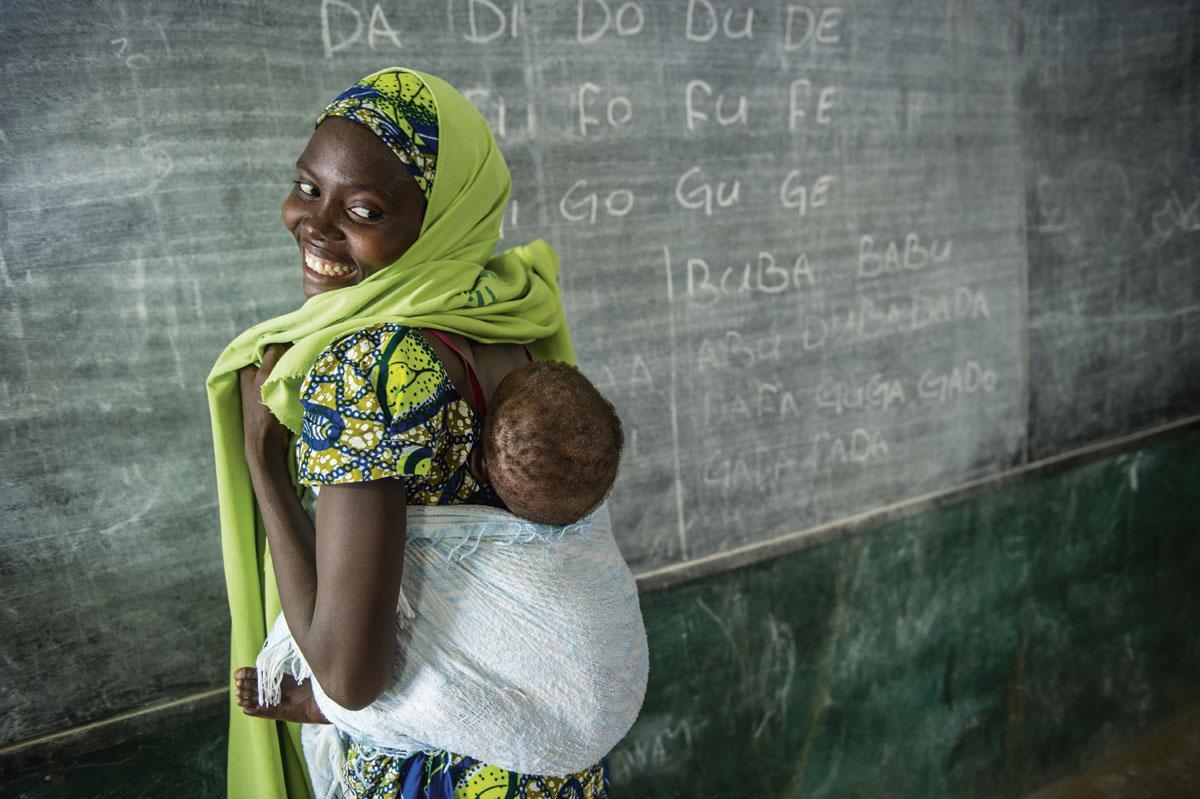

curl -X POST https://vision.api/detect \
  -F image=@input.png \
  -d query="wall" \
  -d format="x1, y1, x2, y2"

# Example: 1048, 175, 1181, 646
4, 425, 1197, 795
1, 0, 1198, 794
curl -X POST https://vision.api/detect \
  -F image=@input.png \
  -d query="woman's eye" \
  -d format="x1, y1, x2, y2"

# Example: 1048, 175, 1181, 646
349, 206, 381, 221
294, 181, 317, 197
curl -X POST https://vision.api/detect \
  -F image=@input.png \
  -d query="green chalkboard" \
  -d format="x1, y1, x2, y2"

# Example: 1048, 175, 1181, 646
0, 0, 1196, 758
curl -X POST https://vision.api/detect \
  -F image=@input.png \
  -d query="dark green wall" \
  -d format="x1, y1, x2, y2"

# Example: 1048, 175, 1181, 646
610, 428, 1200, 797
4, 428, 1198, 797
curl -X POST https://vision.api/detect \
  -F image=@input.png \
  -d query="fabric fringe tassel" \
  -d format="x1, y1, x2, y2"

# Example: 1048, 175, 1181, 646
396, 586, 416, 623
254, 626, 312, 708
255, 584, 415, 708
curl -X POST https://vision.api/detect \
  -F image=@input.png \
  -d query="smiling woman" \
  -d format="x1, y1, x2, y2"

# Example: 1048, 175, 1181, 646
205, 67, 621, 799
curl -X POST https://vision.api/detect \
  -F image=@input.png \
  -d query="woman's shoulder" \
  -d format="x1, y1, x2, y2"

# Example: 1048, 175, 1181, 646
303, 323, 452, 424
305, 323, 442, 382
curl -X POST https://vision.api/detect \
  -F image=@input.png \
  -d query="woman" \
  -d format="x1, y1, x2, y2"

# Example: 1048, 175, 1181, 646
206, 68, 609, 798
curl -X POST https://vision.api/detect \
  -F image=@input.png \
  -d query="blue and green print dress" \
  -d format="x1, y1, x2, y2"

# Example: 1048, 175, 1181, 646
295, 322, 611, 799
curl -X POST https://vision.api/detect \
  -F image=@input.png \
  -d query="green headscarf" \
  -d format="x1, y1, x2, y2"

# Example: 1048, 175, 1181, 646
206, 67, 575, 798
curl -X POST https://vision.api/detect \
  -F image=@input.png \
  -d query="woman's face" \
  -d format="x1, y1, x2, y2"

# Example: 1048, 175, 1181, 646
282, 116, 427, 298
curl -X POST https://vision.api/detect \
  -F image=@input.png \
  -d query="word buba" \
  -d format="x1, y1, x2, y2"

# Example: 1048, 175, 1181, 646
664, 247, 817, 306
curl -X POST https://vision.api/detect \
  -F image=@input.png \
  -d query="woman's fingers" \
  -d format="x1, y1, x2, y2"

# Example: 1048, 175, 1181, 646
259, 343, 292, 379
238, 364, 258, 393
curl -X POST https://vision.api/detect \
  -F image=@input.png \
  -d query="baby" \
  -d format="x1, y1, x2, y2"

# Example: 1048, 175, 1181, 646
474, 359, 624, 526
234, 359, 624, 722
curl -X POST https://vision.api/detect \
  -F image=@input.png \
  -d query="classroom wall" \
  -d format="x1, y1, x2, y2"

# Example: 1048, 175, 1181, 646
3, 426, 1197, 796
2, 0, 1198, 795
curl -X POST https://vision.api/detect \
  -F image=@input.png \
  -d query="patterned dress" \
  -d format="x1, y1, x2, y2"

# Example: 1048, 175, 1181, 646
295, 323, 610, 799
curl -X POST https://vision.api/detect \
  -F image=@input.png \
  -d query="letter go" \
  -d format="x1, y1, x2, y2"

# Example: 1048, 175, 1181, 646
559, 179, 635, 223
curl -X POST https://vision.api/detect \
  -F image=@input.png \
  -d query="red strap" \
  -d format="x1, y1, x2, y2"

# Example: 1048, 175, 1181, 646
426, 330, 487, 412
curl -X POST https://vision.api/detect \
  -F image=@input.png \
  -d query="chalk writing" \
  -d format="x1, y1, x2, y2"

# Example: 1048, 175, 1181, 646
703, 447, 798, 491
916, 360, 997, 403
559, 179, 635, 223
835, 286, 991, 338
702, 380, 802, 426
666, 247, 816, 306
685, 80, 748, 129
462, 89, 508, 138
496, 200, 519, 238
696, 330, 781, 372
577, 0, 645, 43
858, 234, 953, 279
578, 84, 634, 136
675, 166, 740, 215
1147, 190, 1200, 246
811, 428, 889, 467
110, 37, 150, 69
609, 715, 699, 783
815, 373, 908, 415
460, 0, 521, 43
592, 354, 656, 391
779, 170, 836, 216
320, 0, 403, 56
788, 79, 837, 128
686, 0, 754, 41
785, 5, 844, 50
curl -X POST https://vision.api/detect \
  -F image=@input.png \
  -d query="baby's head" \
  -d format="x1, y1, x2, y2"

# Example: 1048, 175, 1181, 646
479, 361, 623, 526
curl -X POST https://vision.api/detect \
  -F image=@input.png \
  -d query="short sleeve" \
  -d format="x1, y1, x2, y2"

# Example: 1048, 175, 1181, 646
295, 324, 453, 486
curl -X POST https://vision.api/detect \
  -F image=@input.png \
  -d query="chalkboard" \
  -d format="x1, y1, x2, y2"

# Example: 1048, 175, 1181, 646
1022, 0, 1200, 459
0, 0, 1196, 752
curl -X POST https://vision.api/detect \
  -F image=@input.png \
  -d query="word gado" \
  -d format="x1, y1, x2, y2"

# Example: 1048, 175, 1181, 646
815, 360, 998, 415
916, 361, 997, 404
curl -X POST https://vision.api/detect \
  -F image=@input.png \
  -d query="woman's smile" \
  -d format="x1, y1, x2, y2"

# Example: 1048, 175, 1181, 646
302, 246, 357, 287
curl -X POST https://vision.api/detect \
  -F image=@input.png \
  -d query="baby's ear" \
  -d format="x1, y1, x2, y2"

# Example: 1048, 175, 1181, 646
469, 442, 488, 484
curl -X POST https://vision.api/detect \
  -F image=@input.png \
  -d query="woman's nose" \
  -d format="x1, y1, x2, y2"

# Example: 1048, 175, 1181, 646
301, 201, 344, 242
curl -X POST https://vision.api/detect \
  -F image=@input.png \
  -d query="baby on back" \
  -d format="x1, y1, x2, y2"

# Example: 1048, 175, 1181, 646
236, 357, 626, 725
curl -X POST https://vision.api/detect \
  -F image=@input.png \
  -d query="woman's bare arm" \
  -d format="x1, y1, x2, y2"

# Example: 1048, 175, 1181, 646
241, 346, 407, 710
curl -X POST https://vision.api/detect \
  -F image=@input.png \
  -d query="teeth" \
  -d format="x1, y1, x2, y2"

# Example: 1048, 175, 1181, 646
304, 250, 354, 277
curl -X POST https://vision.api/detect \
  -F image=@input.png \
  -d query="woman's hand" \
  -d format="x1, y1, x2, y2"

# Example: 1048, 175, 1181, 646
239, 343, 292, 468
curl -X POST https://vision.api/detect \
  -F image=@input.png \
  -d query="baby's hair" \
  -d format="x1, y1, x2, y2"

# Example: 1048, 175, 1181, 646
483, 361, 623, 526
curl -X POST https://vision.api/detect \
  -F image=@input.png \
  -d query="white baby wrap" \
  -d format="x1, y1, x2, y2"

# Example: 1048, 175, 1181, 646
256, 502, 648, 788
